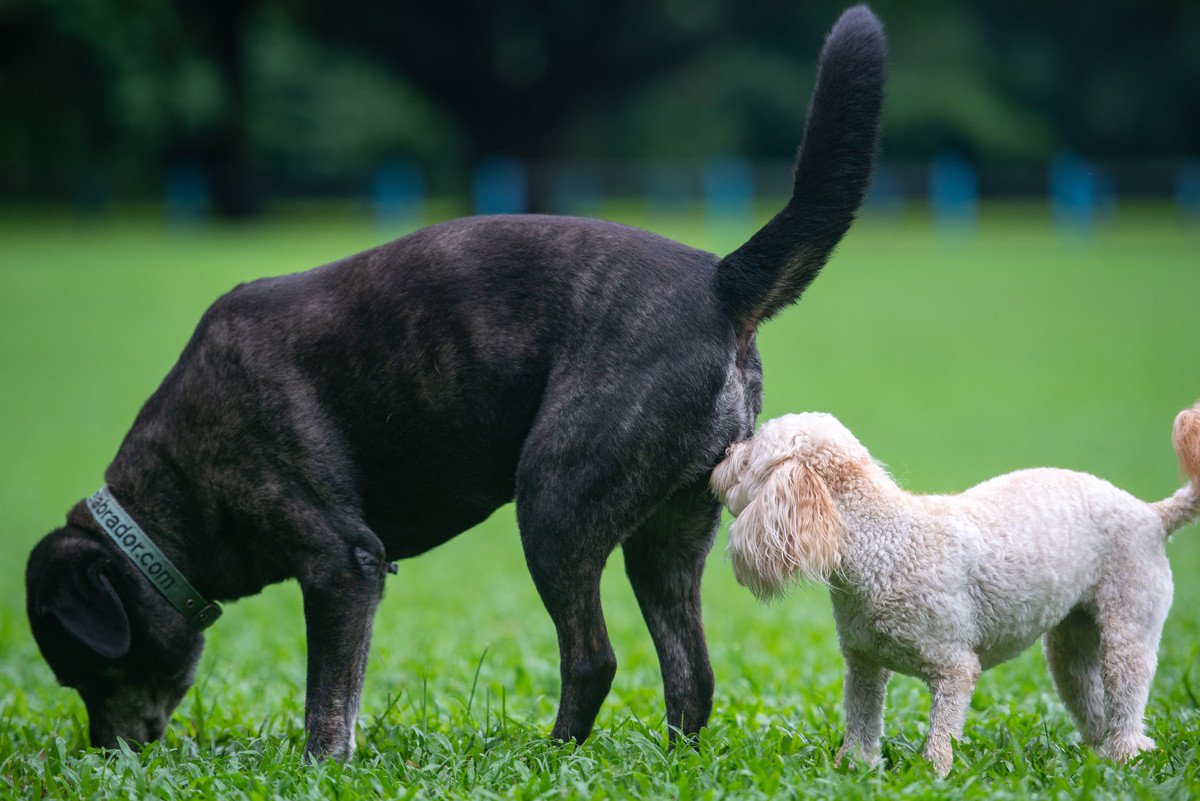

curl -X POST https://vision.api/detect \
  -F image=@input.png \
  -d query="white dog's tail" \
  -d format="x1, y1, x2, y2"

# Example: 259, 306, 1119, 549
1152, 402, 1200, 534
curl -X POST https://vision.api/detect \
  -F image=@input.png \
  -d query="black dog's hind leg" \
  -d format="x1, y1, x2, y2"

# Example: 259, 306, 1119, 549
517, 509, 619, 743
623, 478, 719, 743
515, 356, 732, 744
297, 521, 388, 760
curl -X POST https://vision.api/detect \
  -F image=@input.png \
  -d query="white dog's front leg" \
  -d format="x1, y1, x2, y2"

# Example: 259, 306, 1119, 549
922, 657, 980, 777
835, 653, 891, 768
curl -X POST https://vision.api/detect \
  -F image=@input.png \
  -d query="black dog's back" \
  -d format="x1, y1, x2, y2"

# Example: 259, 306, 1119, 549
125, 215, 732, 561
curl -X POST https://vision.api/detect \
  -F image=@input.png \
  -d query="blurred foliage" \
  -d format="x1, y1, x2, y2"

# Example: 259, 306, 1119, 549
1, 0, 1197, 214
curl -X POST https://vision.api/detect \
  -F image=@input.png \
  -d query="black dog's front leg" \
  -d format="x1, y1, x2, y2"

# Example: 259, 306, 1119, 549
300, 542, 386, 760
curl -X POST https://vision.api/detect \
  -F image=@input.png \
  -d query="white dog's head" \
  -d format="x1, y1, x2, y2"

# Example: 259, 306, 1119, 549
711, 413, 871, 599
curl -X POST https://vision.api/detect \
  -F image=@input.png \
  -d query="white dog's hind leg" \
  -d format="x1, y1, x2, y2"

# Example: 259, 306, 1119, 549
1097, 570, 1171, 764
834, 652, 891, 768
1099, 632, 1160, 762
1044, 609, 1106, 746
922, 656, 980, 777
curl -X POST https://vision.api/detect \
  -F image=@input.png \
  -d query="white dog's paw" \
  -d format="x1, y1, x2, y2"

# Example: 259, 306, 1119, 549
1103, 733, 1156, 764
923, 740, 954, 777
835, 739, 881, 769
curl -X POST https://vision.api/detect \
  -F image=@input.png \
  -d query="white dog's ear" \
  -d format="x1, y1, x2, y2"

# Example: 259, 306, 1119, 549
727, 460, 846, 600
711, 440, 752, 515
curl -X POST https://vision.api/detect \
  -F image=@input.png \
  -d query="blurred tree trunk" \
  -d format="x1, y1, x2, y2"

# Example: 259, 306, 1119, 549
208, 0, 257, 217
183, 0, 259, 218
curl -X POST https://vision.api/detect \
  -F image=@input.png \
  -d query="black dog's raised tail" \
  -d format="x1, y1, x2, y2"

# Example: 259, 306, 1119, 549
715, 5, 885, 335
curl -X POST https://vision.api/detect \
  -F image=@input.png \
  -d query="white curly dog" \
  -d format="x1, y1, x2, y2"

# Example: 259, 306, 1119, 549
711, 403, 1200, 776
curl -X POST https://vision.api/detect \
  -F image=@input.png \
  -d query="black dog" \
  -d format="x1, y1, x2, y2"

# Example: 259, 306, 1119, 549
26, 6, 885, 760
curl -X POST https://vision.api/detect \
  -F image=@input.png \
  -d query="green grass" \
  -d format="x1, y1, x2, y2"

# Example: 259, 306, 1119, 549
1, 203, 1199, 799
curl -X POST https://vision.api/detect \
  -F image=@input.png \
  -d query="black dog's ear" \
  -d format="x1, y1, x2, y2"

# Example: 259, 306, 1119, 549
40, 561, 131, 659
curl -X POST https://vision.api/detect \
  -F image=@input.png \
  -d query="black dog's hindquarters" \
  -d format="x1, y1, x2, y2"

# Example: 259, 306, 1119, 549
25, 5, 885, 759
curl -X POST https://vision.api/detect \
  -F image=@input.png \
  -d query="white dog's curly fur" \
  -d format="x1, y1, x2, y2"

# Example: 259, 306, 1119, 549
711, 404, 1200, 776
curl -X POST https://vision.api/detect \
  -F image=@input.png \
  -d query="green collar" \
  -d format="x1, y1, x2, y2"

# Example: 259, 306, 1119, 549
86, 486, 222, 630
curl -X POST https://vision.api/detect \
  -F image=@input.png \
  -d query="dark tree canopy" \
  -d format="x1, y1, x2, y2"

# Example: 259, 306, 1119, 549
1, 0, 1197, 215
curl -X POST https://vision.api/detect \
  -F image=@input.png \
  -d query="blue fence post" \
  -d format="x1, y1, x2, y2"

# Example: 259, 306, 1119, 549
1094, 169, 1117, 224
1049, 151, 1095, 233
863, 165, 904, 216
165, 162, 210, 225
929, 151, 978, 233
75, 171, 113, 219
1177, 161, 1200, 221
373, 160, 425, 228
645, 163, 692, 215
703, 156, 753, 226
550, 165, 603, 215
473, 156, 528, 215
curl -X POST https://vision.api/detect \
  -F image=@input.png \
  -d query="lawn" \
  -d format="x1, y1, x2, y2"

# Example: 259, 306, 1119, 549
1, 203, 1198, 799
